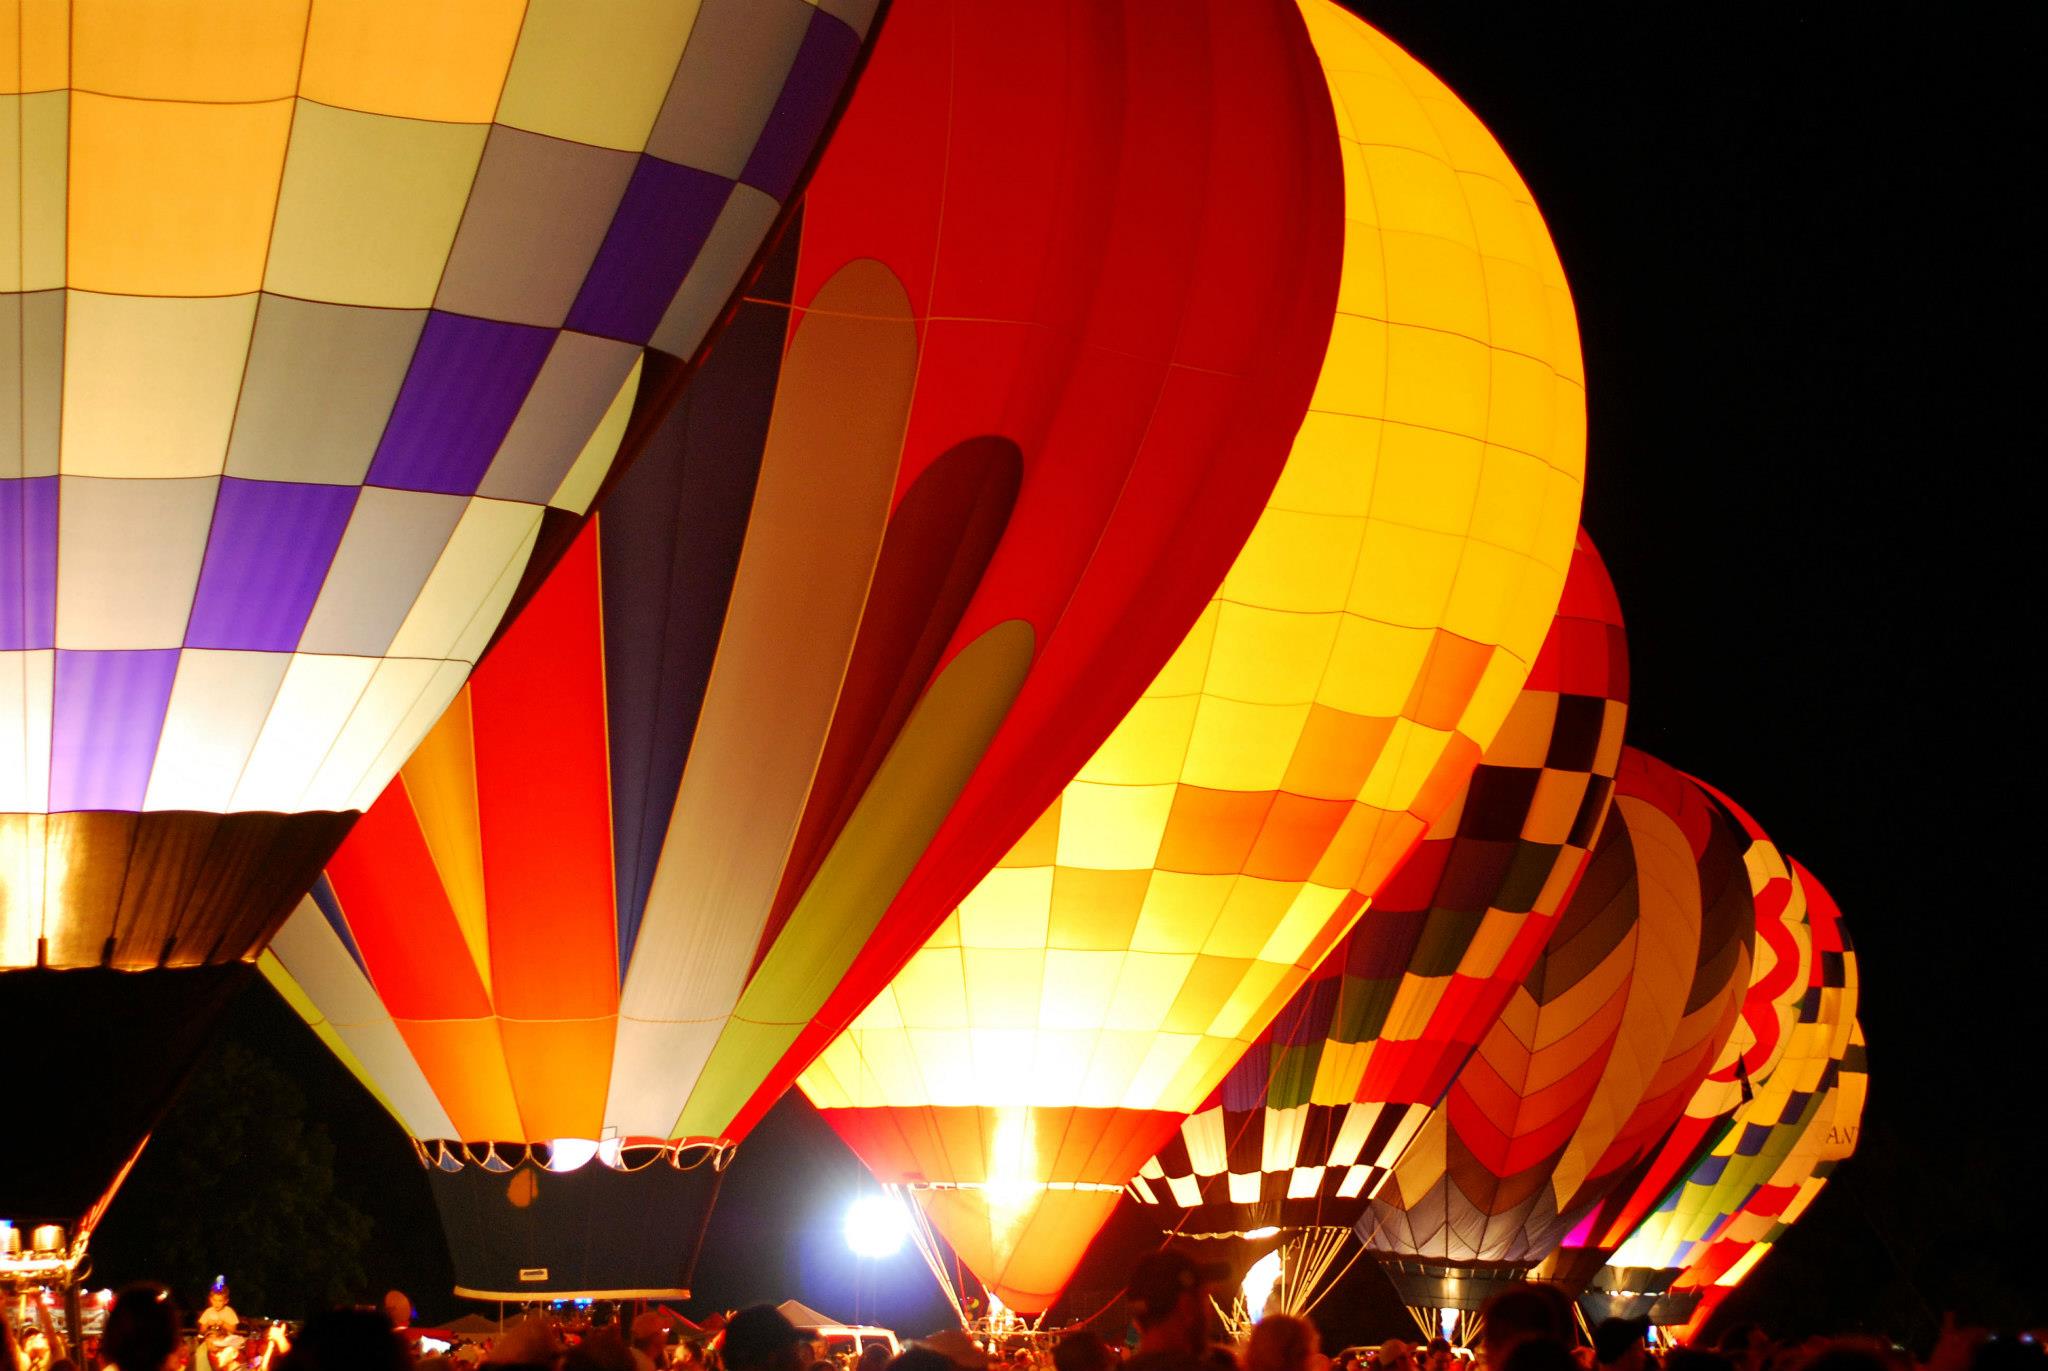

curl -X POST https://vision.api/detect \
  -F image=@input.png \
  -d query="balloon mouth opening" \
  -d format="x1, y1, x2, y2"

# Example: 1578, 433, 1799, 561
411, 1138, 735, 1174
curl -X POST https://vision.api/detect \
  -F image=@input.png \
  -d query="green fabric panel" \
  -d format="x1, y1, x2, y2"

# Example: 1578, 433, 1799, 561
1409, 906, 1486, 977
672, 618, 1035, 1138
1333, 974, 1400, 1046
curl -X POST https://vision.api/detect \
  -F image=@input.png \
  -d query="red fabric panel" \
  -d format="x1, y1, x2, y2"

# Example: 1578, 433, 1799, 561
732, 0, 1345, 1141
326, 784, 488, 1021
468, 524, 619, 1024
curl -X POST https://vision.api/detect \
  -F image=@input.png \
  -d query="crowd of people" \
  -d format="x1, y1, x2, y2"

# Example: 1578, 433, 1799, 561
6, 1255, 2041, 1371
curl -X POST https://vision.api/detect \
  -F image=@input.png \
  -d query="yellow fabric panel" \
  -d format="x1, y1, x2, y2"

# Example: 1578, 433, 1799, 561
67, 93, 292, 295
71, 0, 308, 102
1, 93, 66, 292
1052, 781, 1174, 869
399, 690, 492, 998
1046, 869, 1148, 951
264, 100, 488, 309
0, 0, 68, 94
301, 0, 526, 123
495, 0, 701, 151
257, 950, 410, 1126
1073, 695, 1196, 787
60, 291, 257, 477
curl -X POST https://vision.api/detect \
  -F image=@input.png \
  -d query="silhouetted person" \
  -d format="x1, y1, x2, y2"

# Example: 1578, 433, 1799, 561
1594, 1319, 1650, 1371
1056, 1331, 1117, 1371
1247, 1316, 1320, 1371
102, 1283, 182, 1371
1479, 1285, 1574, 1371
1126, 1250, 1230, 1371
725, 1307, 814, 1371
280, 1308, 411, 1371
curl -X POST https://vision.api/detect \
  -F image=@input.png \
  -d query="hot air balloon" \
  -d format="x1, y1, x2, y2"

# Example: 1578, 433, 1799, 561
1128, 530, 1627, 1327
1589, 864, 1861, 1332
1540, 782, 1820, 1295
0, 0, 877, 1252
1359, 749, 1756, 1334
261, 0, 1347, 1301
798, 0, 1590, 1315
1664, 1018, 1867, 1341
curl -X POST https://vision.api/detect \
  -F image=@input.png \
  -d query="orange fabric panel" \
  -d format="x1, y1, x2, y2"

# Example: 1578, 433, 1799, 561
1245, 793, 1357, 882
468, 524, 618, 1023
1155, 787, 1275, 875
1404, 633, 1494, 731
394, 1017, 523, 1142
914, 1186, 1124, 1315
496, 1018, 617, 1141
820, 1105, 1184, 1187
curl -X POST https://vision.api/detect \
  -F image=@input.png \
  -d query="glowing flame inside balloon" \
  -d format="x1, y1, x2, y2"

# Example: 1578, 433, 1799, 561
1241, 1249, 1283, 1324
845, 1194, 908, 1259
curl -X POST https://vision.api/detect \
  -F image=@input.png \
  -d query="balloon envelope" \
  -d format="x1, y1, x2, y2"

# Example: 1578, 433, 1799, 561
1, 0, 877, 1230
1131, 531, 1628, 1263
802, 0, 1590, 1313
1361, 750, 1757, 1312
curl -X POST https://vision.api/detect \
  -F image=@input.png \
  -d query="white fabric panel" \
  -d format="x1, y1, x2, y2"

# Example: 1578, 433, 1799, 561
385, 497, 543, 661
602, 1018, 728, 1137
1263, 1101, 1307, 1172
302, 656, 445, 811
1286, 1164, 1324, 1199
0, 650, 54, 812
1227, 1170, 1261, 1204
1183, 1106, 1229, 1177
55, 475, 216, 649
344, 658, 468, 812
548, 352, 641, 514
447, 509, 541, 664
230, 653, 376, 811
298, 487, 467, 657
1331, 1100, 1385, 1167
481, 331, 639, 504
269, 899, 457, 1140
1335, 1165, 1371, 1199
1165, 1173, 1203, 1208
144, 649, 291, 811
60, 291, 257, 477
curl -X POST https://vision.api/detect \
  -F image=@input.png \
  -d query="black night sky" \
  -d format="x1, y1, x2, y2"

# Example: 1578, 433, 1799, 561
93, 3, 2043, 1347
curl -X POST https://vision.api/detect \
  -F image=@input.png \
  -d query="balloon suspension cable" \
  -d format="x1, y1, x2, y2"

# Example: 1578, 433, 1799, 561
886, 1185, 970, 1331
1276, 1228, 1349, 1316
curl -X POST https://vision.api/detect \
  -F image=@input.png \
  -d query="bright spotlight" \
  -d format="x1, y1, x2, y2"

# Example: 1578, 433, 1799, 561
844, 1194, 907, 1258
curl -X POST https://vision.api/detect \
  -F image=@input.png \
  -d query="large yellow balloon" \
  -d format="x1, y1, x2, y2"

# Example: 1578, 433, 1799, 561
800, 0, 1586, 1314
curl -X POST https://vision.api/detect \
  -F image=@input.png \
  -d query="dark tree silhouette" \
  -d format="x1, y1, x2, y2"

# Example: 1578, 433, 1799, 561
91, 1037, 372, 1317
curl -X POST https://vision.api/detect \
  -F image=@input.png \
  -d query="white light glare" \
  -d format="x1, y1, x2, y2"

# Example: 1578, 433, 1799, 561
845, 1194, 908, 1259
1241, 1249, 1283, 1323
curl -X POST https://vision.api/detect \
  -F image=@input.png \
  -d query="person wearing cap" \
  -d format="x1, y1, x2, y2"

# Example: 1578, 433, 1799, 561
1125, 1250, 1229, 1371
633, 1311, 676, 1371
1591, 1320, 1648, 1371
1378, 1342, 1416, 1371
721, 1306, 812, 1371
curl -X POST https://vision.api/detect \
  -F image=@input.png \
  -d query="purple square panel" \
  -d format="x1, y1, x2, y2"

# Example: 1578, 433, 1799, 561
50, 648, 181, 811
566, 158, 734, 344
741, 10, 862, 203
1, 476, 58, 651
185, 479, 360, 652
368, 312, 555, 495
